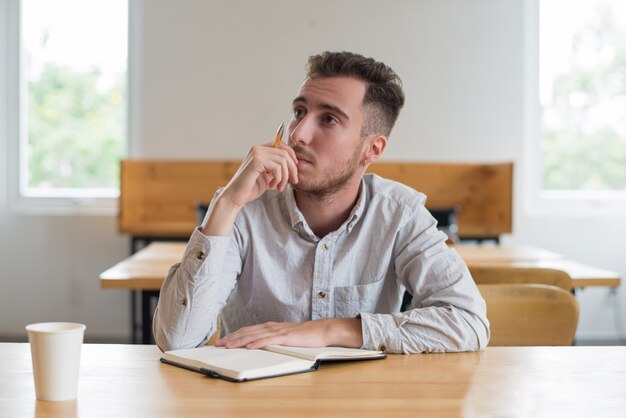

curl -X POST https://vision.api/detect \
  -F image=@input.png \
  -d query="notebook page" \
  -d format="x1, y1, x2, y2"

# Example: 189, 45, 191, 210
164, 346, 315, 380
265, 345, 383, 361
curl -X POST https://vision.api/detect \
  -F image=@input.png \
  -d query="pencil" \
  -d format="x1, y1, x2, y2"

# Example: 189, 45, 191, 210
272, 122, 284, 148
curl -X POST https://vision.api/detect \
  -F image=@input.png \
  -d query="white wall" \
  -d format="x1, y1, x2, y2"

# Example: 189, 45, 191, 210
1, 0, 624, 342
138, 0, 520, 162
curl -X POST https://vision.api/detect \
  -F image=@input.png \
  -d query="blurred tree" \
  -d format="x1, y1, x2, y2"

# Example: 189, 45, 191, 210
27, 63, 125, 190
542, 5, 626, 191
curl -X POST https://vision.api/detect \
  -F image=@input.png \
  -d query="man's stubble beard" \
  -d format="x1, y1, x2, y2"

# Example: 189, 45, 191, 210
292, 144, 363, 201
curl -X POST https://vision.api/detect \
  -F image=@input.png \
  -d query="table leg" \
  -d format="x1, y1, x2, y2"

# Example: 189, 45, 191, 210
141, 290, 160, 344
131, 290, 137, 344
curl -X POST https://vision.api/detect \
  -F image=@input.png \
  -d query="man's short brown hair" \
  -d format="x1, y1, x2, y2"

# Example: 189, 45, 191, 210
306, 51, 405, 137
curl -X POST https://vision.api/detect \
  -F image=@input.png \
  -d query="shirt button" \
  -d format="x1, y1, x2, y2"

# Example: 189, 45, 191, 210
317, 291, 326, 300
196, 251, 205, 260
181, 298, 187, 306
322, 243, 330, 251
378, 345, 386, 352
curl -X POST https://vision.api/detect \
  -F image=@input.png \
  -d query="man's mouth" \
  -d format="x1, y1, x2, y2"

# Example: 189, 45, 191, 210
295, 154, 312, 164
292, 146, 315, 165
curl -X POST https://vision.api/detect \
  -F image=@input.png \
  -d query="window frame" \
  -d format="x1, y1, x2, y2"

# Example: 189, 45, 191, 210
7, 0, 139, 215
523, 0, 626, 218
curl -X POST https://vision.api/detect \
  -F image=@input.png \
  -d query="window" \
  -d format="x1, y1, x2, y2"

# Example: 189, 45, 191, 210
15, 0, 128, 206
539, 0, 626, 194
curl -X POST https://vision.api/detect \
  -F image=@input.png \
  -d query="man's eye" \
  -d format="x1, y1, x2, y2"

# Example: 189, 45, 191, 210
322, 114, 338, 124
293, 108, 305, 119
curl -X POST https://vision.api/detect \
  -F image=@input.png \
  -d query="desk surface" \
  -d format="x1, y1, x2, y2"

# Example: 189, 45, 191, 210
100, 243, 621, 290
3, 343, 626, 418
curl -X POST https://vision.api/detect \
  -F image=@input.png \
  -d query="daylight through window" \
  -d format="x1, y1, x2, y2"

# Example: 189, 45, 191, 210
539, 0, 626, 192
21, 0, 128, 197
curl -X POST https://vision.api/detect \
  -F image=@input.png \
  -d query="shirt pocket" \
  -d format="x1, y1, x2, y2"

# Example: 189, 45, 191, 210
334, 276, 386, 318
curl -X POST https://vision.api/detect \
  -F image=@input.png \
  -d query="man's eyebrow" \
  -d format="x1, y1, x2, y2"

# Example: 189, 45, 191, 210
292, 96, 350, 121
292, 96, 306, 106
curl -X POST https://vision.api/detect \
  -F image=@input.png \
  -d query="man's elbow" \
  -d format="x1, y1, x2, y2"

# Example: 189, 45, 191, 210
470, 316, 490, 351
152, 315, 183, 352
155, 334, 172, 353
154, 329, 193, 352
452, 309, 490, 352
153, 322, 173, 352
476, 327, 490, 351
153, 321, 208, 352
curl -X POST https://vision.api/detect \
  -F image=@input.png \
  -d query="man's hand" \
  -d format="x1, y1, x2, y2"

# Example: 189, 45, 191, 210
221, 142, 299, 209
200, 141, 298, 237
214, 318, 363, 350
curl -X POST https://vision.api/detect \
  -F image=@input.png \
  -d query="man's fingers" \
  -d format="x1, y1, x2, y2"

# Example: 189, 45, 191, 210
254, 146, 301, 192
246, 336, 282, 350
222, 330, 275, 348
235, 328, 294, 349
265, 144, 298, 187
278, 143, 299, 185
216, 322, 297, 348
216, 322, 281, 343
277, 158, 290, 191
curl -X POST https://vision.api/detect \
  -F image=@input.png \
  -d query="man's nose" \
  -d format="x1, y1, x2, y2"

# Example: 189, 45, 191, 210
289, 116, 314, 145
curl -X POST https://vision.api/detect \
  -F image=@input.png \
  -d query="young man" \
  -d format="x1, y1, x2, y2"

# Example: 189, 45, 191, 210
153, 51, 489, 353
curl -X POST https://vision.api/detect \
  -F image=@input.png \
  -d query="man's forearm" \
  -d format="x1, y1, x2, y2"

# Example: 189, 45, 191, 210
200, 194, 241, 237
326, 318, 363, 348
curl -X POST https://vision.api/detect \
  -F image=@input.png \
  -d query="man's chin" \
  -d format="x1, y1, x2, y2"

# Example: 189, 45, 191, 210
292, 179, 354, 199
291, 181, 316, 193
293, 169, 316, 189
292, 180, 324, 195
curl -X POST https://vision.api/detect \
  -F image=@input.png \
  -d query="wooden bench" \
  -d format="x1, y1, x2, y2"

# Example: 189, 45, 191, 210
119, 160, 513, 242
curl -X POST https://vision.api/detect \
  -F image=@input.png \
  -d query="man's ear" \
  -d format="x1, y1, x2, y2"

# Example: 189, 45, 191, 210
362, 134, 387, 165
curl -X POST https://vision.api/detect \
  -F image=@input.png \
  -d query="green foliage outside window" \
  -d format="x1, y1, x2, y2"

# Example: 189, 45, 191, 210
542, 6, 626, 191
27, 63, 125, 190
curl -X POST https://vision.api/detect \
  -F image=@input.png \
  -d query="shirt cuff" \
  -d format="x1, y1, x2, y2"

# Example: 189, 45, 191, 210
180, 227, 233, 278
359, 312, 403, 353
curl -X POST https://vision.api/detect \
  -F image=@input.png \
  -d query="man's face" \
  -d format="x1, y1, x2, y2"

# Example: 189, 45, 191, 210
287, 76, 368, 196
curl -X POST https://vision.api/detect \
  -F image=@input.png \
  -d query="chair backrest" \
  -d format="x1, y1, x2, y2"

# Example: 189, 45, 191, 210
207, 316, 221, 345
367, 162, 513, 240
428, 206, 461, 244
470, 267, 574, 291
479, 284, 579, 346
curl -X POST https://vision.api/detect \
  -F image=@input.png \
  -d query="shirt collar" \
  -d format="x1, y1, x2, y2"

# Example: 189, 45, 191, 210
285, 184, 308, 235
284, 177, 367, 239
345, 178, 367, 232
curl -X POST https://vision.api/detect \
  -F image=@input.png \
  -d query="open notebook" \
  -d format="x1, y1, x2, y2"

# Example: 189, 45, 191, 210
161, 345, 386, 382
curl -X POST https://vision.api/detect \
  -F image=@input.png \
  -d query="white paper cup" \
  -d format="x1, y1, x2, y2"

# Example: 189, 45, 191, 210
26, 322, 86, 401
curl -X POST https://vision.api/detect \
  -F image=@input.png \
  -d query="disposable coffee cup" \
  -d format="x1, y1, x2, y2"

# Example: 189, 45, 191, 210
25, 322, 86, 401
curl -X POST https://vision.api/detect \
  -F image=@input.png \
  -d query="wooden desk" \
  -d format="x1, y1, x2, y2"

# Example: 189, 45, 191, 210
101, 243, 622, 290
466, 258, 622, 288
3, 343, 625, 418
456, 245, 622, 288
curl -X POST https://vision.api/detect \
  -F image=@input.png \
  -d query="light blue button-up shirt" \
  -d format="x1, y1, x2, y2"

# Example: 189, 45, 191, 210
153, 174, 490, 353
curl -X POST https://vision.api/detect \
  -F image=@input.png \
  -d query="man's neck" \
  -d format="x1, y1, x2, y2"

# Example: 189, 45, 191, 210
294, 177, 362, 238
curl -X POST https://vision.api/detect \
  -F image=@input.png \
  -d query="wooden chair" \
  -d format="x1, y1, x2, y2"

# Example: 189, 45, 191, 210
470, 267, 574, 291
479, 284, 579, 346
207, 317, 221, 345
